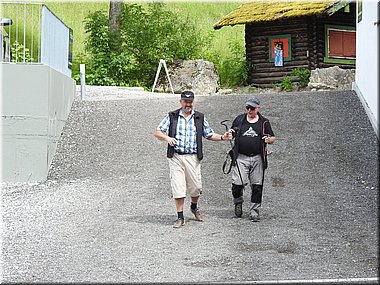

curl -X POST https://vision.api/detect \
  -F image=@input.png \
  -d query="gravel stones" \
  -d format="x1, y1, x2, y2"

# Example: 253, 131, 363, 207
1, 89, 378, 282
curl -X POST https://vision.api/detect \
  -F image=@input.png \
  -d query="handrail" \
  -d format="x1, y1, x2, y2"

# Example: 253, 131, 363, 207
0, 1, 72, 77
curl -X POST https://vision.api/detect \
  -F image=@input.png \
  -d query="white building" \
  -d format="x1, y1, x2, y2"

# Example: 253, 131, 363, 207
353, 0, 379, 137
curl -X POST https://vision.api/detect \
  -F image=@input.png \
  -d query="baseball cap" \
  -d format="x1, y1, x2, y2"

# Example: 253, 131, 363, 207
181, 90, 194, 101
245, 96, 260, 107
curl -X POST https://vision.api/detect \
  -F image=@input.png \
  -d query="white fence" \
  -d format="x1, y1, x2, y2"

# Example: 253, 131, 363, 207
0, 2, 73, 77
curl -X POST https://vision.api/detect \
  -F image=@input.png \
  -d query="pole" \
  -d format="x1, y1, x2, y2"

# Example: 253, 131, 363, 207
80, 64, 86, 100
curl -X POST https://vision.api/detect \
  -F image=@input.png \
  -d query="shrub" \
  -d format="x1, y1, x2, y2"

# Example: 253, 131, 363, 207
280, 76, 293, 92
11, 41, 33, 62
84, 3, 209, 88
291, 67, 311, 88
205, 39, 247, 87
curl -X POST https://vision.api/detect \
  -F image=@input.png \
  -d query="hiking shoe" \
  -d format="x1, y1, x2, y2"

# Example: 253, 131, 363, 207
173, 218, 185, 228
235, 203, 243, 218
250, 209, 260, 222
190, 208, 203, 221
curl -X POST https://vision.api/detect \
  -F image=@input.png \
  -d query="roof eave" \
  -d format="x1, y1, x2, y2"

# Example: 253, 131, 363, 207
213, 0, 352, 30
326, 0, 354, 16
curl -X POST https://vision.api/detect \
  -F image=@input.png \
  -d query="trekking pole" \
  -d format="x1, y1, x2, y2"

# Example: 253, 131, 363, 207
220, 120, 245, 187
220, 120, 233, 148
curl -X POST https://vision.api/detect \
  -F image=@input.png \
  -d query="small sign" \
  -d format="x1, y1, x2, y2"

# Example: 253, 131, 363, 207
274, 42, 283, 67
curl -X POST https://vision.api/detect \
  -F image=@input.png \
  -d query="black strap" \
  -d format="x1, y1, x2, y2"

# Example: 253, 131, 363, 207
222, 149, 235, 174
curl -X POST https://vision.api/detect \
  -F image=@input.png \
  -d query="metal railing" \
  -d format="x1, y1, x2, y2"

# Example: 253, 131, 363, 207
1, 2, 42, 63
0, 2, 72, 77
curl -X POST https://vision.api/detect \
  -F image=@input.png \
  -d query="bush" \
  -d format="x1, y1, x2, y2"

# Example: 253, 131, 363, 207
205, 40, 247, 87
280, 76, 293, 92
11, 41, 33, 62
84, 3, 209, 88
291, 67, 311, 88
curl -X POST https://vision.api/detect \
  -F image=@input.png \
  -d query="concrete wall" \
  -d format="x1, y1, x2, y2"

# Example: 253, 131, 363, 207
1, 64, 75, 182
353, 0, 379, 138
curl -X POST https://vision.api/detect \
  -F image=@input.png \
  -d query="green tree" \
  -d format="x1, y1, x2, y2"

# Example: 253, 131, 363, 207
84, 2, 209, 87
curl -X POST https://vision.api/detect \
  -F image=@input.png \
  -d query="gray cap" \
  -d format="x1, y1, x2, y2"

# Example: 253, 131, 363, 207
245, 96, 260, 107
181, 90, 194, 101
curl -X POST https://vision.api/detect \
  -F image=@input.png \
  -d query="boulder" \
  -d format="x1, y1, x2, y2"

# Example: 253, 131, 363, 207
308, 66, 355, 91
154, 59, 220, 96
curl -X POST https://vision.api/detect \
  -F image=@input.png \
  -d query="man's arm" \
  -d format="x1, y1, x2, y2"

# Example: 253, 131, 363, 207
154, 115, 177, 146
203, 115, 233, 141
153, 130, 177, 146
206, 131, 233, 141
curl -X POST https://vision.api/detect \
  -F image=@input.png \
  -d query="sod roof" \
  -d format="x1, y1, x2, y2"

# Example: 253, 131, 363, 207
214, 0, 350, 30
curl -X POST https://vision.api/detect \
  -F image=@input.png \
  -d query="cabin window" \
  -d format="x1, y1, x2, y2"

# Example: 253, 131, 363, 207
268, 34, 292, 63
328, 29, 356, 58
325, 25, 356, 64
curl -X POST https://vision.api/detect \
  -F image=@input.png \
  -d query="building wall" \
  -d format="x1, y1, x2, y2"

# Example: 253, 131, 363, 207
353, 0, 379, 137
1, 64, 75, 182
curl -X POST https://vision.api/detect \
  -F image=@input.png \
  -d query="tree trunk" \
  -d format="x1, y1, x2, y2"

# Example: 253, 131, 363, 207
109, 0, 122, 51
109, 0, 122, 33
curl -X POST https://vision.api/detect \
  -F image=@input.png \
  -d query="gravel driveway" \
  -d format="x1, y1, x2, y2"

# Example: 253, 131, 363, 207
1, 88, 378, 283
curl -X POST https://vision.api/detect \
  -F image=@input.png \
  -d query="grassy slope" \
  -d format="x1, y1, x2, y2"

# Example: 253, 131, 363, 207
162, 2, 244, 57
44, 1, 245, 78
43, 1, 110, 76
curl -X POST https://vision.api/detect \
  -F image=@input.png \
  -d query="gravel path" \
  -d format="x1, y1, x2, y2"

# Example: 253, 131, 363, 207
1, 88, 378, 283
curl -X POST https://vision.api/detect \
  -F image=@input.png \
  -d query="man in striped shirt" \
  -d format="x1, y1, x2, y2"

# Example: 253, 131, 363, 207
154, 90, 232, 228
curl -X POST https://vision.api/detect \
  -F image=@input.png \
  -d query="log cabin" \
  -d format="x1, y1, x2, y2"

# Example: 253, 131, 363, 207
214, 0, 356, 88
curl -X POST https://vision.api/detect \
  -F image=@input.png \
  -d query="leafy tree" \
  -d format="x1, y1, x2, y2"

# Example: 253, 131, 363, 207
84, 2, 209, 88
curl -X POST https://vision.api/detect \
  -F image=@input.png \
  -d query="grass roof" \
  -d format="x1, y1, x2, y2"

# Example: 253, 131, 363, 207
214, 0, 341, 30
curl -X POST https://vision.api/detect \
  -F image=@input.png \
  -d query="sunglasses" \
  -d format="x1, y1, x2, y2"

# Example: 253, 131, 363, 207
246, 105, 256, 111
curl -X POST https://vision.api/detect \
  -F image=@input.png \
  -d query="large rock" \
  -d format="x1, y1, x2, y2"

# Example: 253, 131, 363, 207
154, 59, 220, 96
308, 66, 355, 91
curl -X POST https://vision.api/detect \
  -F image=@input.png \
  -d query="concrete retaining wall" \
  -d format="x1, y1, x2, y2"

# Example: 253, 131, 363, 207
1, 64, 75, 182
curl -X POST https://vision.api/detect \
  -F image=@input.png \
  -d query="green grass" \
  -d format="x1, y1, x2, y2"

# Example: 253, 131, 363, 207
1, 1, 245, 84
43, 1, 109, 59
46, 2, 245, 61
41, 1, 110, 76
162, 2, 245, 57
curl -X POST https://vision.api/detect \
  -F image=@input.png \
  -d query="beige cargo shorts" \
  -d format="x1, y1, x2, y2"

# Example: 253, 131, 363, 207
167, 153, 202, 199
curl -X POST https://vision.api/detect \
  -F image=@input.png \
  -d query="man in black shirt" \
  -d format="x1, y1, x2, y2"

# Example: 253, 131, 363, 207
230, 96, 275, 222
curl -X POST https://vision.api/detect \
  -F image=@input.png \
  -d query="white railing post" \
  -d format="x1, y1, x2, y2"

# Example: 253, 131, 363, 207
80, 64, 86, 100
23, 3, 26, 62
